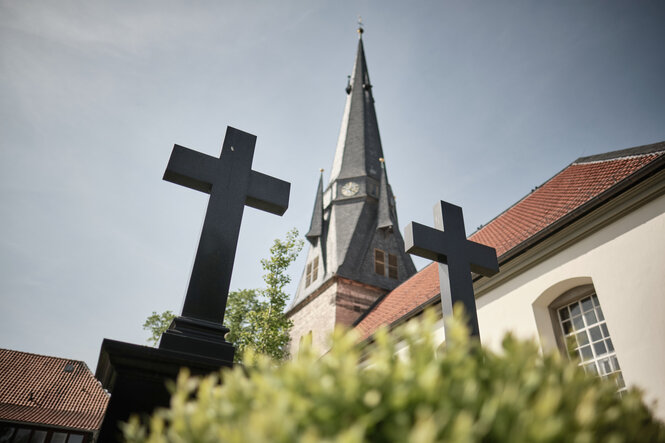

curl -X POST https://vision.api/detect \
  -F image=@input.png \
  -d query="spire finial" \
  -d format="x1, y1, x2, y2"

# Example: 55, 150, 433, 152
319, 168, 324, 173
357, 16, 364, 37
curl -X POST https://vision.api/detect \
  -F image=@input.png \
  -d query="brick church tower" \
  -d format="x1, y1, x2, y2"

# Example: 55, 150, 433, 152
286, 28, 416, 355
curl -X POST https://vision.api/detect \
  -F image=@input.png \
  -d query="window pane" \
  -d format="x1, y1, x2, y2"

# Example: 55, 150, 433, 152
583, 310, 597, 325
593, 341, 607, 356
606, 339, 614, 352
312, 257, 319, 281
30, 431, 46, 443
558, 307, 570, 321
592, 294, 599, 307
0, 426, 15, 443
565, 335, 577, 355
598, 357, 612, 376
596, 307, 605, 321
600, 323, 609, 338
581, 297, 593, 312
51, 433, 67, 443
579, 345, 593, 361
14, 429, 31, 443
570, 302, 581, 317
374, 250, 385, 275
572, 315, 584, 331
589, 326, 602, 342
611, 356, 621, 372
576, 331, 589, 346
562, 320, 572, 334
67, 435, 84, 443
583, 362, 597, 376
616, 373, 626, 389
388, 254, 398, 279
388, 254, 397, 266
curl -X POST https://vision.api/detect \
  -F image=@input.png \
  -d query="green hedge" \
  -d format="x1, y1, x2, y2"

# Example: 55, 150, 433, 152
123, 310, 664, 442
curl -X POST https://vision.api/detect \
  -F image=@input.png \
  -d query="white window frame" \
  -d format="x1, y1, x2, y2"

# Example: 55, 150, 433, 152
549, 285, 626, 392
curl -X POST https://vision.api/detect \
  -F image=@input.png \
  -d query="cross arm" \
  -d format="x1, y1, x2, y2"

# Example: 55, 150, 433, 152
467, 241, 499, 277
404, 222, 448, 263
247, 171, 290, 215
163, 145, 218, 194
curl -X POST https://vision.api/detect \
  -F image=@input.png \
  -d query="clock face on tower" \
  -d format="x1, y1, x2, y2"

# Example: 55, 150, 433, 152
341, 181, 360, 197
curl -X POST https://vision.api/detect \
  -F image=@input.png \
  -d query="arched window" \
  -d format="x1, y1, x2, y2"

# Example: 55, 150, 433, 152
549, 285, 626, 392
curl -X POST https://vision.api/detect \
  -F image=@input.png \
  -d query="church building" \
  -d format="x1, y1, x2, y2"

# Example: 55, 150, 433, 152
288, 29, 665, 419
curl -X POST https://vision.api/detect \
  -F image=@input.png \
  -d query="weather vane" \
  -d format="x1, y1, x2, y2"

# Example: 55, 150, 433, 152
358, 16, 364, 34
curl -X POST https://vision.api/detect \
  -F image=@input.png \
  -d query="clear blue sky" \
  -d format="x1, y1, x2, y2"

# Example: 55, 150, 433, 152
1, 1, 664, 370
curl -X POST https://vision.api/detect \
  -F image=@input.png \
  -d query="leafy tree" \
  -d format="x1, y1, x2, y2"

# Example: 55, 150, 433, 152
142, 229, 303, 360
225, 228, 303, 362
142, 310, 176, 346
223, 288, 261, 357
124, 307, 665, 442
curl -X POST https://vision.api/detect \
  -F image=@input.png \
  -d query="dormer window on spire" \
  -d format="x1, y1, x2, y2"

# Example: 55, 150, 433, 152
374, 249, 398, 279
305, 256, 319, 288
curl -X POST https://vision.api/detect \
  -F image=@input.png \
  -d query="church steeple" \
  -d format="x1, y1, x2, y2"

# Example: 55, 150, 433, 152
329, 32, 384, 184
287, 28, 416, 355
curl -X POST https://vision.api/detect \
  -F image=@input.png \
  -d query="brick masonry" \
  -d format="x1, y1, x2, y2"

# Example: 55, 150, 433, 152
288, 277, 387, 357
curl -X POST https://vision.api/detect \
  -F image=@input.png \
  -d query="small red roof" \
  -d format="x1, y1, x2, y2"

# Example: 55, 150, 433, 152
355, 142, 665, 341
0, 349, 109, 431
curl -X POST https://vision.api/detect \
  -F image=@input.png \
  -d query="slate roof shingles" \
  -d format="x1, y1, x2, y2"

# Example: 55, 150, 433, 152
355, 144, 665, 341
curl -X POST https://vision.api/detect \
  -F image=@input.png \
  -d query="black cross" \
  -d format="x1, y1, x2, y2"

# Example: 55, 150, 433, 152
404, 201, 499, 340
164, 126, 290, 325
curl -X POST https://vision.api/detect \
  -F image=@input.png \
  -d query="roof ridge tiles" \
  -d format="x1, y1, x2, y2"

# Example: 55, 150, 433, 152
573, 151, 663, 166
0, 347, 85, 366
574, 141, 665, 164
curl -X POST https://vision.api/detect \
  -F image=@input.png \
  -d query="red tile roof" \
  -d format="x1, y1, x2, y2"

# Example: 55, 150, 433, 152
355, 143, 665, 341
0, 349, 109, 431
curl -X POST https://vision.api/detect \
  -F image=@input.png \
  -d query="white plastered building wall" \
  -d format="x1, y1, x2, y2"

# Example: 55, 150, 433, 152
428, 173, 665, 418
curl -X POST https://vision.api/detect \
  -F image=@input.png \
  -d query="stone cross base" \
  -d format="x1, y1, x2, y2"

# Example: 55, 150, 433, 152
95, 339, 233, 442
159, 316, 235, 361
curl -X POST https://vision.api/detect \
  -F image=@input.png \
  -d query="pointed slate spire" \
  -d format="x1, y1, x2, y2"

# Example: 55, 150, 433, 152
288, 26, 416, 318
329, 28, 384, 184
377, 158, 393, 231
305, 169, 324, 244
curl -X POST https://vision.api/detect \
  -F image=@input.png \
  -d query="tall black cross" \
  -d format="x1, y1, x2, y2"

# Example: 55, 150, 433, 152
164, 126, 290, 325
404, 201, 499, 340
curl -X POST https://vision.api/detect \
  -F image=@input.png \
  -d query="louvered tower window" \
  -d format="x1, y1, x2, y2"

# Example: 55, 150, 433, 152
305, 256, 319, 288
388, 254, 398, 279
374, 249, 398, 280
374, 249, 385, 275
